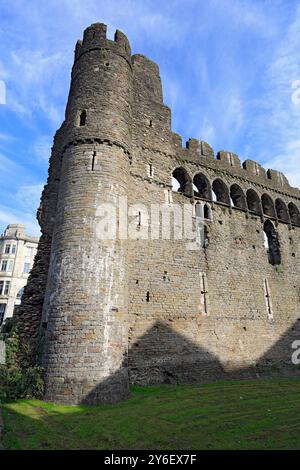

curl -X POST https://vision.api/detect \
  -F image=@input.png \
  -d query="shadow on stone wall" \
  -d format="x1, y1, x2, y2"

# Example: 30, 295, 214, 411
81, 319, 300, 405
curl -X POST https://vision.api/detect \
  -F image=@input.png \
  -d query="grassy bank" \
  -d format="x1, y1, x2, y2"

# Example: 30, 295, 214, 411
2, 378, 300, 450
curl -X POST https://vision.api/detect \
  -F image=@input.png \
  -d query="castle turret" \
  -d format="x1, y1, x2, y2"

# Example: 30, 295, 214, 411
42, 23, 133, 404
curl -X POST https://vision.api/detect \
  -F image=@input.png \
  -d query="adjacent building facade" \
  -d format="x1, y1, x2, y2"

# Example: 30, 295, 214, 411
0, 224, 39, 324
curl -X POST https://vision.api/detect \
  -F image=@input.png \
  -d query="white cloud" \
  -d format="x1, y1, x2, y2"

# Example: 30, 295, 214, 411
255, 4, 300, 189
199, 118, 216, 146
0, 152, 21, 174
0, 133, 14, 141
210, 0, 278, 37
32, 135, 52, 162
15, 183, 44, 212
0, 183, 43, 237
6, 48, 65, 125
0, 205, 40, 237
264, 141, 300, 189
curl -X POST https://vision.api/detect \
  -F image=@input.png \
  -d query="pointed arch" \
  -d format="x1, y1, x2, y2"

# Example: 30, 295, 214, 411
212, 179, 230, 205
261, 193, 276, 218
193, 173, 212, 200
288, 202, 300, 225
275, 198, 289, 222
171, 167, 193, 197
263, 220, 281, 265
230, 184, 247, 209
247, 189, 262, 214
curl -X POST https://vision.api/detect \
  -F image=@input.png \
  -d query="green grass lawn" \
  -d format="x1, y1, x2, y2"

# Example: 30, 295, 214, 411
2, 378, 300, 450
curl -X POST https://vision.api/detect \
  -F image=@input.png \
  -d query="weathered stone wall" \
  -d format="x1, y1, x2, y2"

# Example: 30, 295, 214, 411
17, 23, 300, 404
126, 48, 300, 384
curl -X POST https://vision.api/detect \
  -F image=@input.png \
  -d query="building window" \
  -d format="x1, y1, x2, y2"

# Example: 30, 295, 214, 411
26, 246, 34, 257
263, 220, 281, 265
1, 260, 7, 272
16, 287, 24, 299
204, 204, 212, 220
7, 260, 14, 272
0, 304, 5, 325
4, 244, 10, 254
11, 244, 16, 254
79, 110, 87, 126
3, 281, 10, 295
23, 263, 31, 274
0, 281, 10, 296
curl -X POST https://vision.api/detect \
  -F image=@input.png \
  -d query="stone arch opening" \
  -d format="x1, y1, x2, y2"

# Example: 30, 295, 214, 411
288, 202, 300, 225
263, 220, 281, 265
246, 189, 261, 214
195, 202, 212, 220
171, 167, 193, 196
193, 173, 212, 200
230, 184, 247, 209
275, 198, 289, 222
261, 193, 276, 218
212, 179, 230, 205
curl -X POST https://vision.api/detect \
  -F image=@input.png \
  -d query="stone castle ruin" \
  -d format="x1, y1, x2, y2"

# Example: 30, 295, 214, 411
18, 23, 300, 404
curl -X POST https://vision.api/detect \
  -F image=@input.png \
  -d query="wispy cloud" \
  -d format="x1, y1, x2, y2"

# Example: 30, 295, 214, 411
15, 183, 44, 212
244, 3, 300, 187
0, 0, 299, 236
0, 205, 40, 236
32, 135, 52, 163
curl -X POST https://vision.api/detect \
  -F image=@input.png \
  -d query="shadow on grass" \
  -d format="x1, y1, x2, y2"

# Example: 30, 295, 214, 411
3, 377, 300, 450
81, 319, 300, 404
2, 318, 300, 450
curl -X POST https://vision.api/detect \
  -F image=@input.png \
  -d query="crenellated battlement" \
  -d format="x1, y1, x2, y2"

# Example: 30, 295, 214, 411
171, 138, 299, 196
70, 23, 299, 199
74, 22, 131, 64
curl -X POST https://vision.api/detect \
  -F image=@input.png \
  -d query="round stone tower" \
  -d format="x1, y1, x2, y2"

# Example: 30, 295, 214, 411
42, 23, 132, 404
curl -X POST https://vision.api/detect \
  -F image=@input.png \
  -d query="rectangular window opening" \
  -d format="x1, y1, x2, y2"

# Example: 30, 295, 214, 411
1, 261, 7, 272
23, 263, 30, 274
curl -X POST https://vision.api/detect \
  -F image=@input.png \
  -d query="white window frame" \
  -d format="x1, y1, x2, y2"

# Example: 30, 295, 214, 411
25, 246, 34, 257
23, 262, 31, 274
0, 280, 10, 296
7, 260, 14, 272
1, 260, 8, 272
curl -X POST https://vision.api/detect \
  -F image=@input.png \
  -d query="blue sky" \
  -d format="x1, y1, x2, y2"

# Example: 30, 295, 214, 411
0, 0, 300, 236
